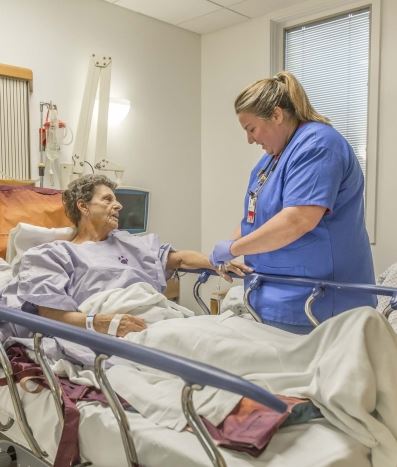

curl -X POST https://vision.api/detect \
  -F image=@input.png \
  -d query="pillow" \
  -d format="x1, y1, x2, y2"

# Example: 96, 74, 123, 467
220, 285, 246, 316
376, 263, 397, 333
7, 222, 75, 274
0, 258, 12, 291
0, 184, 72, 259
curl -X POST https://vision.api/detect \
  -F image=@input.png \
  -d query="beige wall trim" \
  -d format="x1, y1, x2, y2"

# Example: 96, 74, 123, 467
0, 63, 33, 91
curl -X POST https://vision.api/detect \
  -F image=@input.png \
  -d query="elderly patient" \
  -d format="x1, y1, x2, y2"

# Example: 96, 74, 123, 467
2, 175, 250, 336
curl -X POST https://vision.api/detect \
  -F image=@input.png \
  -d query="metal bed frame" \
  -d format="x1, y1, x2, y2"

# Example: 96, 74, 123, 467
0, 299, 285, 467
0, 269, 396, 467
189, 269, 397, 324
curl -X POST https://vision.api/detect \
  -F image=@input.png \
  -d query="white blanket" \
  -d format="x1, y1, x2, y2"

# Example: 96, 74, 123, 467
78, 281, 194, 324
101, 298, 397, 467
5, 284, 397, 466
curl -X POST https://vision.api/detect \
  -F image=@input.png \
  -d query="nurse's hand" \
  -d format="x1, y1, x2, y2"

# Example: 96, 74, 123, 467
216, 260, 253, 283
209, 240, 236, 266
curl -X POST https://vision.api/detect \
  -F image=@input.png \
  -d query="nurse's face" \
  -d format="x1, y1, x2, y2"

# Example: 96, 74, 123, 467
83, 184, 123, 231
238, 108, 287, 156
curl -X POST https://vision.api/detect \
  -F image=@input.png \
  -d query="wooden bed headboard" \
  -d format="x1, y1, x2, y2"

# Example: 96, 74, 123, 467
0, 179, 35, 186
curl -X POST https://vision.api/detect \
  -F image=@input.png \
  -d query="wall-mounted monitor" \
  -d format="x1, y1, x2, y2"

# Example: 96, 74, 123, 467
115, 187, 149, 234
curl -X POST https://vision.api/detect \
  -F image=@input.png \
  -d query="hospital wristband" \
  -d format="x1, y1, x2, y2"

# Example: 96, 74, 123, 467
85, 314, 96, 332
107, 314, 123, 337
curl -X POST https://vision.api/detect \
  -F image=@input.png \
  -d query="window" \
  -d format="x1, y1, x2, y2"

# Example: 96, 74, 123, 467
268, 0, 380, 242
284, 9, 370, 179
0, 64, 32, 181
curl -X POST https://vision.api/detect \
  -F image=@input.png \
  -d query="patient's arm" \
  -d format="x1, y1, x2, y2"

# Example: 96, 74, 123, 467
38, 306, 146, 337
166, 250, 214, 271
166, 250, 252, 282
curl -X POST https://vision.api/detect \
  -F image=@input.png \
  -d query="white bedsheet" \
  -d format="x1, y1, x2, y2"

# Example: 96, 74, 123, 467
0, 387, 371, 467
77, 283, 397, 466
114, 311, 397, 466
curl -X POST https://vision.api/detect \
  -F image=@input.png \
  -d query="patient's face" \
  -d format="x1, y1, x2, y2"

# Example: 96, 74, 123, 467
85, 185, 122, 232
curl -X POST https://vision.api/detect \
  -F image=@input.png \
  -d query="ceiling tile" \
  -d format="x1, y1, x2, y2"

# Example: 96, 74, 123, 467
117, 0, 221, 24
230, 0, 305, 18
178, 8, 247, 34
209, 0, 246, 6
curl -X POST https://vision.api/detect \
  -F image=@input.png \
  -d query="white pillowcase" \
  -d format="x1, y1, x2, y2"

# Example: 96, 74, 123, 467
6, 222, 75, 275
0, 258, 12, 291
376, 263, 397, 334
220, 285, 246, 316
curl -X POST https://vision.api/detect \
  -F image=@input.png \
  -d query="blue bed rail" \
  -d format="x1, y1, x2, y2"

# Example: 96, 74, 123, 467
0, 304, 287, 414
182, 268, 397, 308
182, 268, 397, 299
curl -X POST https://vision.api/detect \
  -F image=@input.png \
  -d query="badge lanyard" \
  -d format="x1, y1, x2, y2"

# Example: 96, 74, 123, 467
247, 156, 280, 223
246, 124, 300, 224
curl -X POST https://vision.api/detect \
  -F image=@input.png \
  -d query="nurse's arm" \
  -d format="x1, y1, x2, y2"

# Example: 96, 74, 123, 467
231, 225, 242, 240
230, 205, 326, 256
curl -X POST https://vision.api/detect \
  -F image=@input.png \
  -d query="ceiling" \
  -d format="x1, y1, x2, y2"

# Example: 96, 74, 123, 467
103, 0, 304, 34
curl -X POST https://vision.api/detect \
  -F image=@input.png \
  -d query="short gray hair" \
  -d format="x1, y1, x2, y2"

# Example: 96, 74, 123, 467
62, 174, 117, 226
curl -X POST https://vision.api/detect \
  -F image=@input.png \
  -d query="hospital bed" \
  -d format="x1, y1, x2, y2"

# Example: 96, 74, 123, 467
1, 183, 397, 466
0, 267, 396, 467
0, 302, 287, 467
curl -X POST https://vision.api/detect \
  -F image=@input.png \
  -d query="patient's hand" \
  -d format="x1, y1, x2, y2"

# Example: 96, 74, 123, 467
94, 314, 146, 336
117, 315, 147, 337
216, 260, 253, 283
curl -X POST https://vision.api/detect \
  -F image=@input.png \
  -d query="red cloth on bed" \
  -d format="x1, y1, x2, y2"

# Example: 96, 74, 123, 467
0, 344, 135, 467
202, 395, 323, 456
1, 344, 321, 463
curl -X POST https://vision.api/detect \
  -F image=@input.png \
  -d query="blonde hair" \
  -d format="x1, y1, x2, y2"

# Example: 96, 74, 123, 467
234, 71, 330, 125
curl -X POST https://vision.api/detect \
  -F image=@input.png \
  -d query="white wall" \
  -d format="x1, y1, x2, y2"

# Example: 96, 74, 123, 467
0, 0, 202, 308
201, 0, 397, 277
201, 17, 268, 254
370, 0, 397, 274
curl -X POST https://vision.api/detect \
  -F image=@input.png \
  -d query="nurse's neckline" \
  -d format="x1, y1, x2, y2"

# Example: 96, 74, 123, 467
274, 121, 301, 158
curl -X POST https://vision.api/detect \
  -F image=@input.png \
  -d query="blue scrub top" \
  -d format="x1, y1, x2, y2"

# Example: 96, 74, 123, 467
241, 121, 376, 326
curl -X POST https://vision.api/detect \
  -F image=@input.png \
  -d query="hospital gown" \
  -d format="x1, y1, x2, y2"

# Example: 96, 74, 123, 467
1, 230, 172, 313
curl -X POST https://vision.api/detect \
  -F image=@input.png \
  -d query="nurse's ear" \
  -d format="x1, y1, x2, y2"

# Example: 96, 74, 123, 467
272, 106, 284, 125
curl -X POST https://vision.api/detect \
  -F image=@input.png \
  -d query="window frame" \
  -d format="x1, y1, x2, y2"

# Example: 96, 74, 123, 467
266, 0, 380, 244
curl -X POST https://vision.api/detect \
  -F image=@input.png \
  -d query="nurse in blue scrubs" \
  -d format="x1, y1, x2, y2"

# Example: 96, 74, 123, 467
209, 71, 376, 334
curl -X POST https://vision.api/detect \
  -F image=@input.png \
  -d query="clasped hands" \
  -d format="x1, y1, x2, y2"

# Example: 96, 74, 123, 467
94, 240, 250, 336
209, 239, 252, 282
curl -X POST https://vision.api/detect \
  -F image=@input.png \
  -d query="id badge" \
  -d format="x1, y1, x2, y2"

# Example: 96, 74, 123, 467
247, 194, 257, 224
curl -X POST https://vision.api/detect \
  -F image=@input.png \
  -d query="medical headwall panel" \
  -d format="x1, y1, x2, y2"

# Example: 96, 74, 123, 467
0, 63, 33, 181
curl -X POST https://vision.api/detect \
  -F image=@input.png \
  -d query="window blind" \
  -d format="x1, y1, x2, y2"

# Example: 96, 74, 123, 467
0, 64, 32, 181
284, 9, 370, 177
